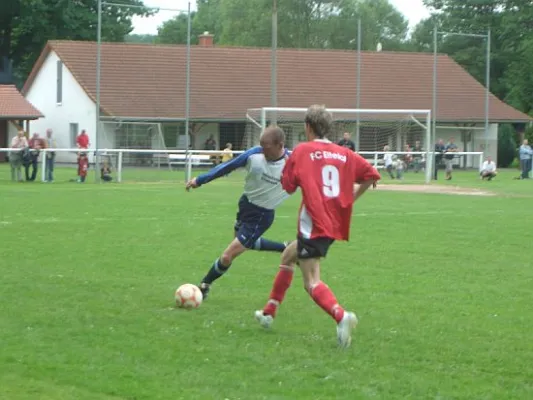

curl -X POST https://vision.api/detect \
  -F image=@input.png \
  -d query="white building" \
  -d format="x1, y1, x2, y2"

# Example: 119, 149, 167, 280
18, 36, 531, 166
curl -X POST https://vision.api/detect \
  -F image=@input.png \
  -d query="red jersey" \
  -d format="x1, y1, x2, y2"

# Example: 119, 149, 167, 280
282, 140, 381, 241
77, 133, 89, 149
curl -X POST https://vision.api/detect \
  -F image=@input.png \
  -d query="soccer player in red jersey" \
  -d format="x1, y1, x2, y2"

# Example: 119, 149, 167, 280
254, 104, 381, 348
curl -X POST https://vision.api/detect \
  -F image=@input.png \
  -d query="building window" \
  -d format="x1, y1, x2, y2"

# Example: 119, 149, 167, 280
70, 123, 79, 147
57, 60, 63, 104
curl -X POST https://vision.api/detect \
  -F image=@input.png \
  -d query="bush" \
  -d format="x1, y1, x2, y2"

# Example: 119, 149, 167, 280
497, 124, 518, 167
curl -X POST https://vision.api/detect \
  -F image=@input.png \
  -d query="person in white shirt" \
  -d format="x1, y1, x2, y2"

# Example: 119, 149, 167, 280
480, 156, 497, 181
395, 158, 405, 180
10, 130, 28, 182
383, 145, 394, 179
186, 126, 291, 300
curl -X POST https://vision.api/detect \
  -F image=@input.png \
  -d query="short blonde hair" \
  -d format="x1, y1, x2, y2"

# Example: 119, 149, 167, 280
304, 104, 333, 138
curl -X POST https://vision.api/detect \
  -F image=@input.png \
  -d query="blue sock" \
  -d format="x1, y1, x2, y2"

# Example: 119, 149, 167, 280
201, 258, 230, 285
253, 238, 286, 253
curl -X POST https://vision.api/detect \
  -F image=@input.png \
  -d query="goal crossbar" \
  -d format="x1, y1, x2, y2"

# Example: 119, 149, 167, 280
247, 107, 433, 183
250, 107, 431, 115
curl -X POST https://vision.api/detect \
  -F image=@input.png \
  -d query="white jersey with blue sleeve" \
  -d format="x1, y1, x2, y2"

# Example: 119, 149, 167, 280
195, 146, 291, 210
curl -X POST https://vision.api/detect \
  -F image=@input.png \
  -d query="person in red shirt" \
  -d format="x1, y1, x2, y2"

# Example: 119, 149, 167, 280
255, 104, 381, 348
76, 130, 90, 179
76, 130, 90, 150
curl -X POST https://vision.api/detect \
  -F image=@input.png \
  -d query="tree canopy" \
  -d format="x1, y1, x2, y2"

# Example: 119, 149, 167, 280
419, 0, 533, 115
157, 0, 410, 50
0, 0, 150, 86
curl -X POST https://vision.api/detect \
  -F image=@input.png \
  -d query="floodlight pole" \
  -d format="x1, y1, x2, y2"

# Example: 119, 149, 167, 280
271, 0, 278, 126
355, 18, 362, 152
185, 1, 192, 182
98, 1, 191, 181
432, 26, 437, 181
485, 28, 491, 154
433, 28, 491, 179
95, 0, 102, 182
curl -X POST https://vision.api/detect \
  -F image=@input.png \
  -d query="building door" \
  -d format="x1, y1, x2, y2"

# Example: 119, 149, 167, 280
0, 120, 7, 162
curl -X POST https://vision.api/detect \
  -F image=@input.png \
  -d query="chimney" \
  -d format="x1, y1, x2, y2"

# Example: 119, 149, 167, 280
199, 31, 214, 47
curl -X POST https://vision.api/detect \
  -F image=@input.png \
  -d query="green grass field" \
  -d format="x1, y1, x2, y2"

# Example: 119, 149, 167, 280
1, 165, 533, 400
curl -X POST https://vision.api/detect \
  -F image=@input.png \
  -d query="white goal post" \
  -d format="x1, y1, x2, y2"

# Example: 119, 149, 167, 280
246, 107, 434, 183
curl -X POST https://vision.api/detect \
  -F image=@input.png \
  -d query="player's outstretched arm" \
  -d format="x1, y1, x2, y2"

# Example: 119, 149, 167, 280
186, 147, 262, 190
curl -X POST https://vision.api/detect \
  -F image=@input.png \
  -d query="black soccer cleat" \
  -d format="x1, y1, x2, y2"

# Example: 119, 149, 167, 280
198, 282, 211, 300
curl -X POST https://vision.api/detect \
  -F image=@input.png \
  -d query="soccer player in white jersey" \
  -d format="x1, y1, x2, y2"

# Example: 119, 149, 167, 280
186, 127, 291, 299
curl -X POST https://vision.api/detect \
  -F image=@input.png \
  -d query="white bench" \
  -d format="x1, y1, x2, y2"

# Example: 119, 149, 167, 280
168, 154, 213, 170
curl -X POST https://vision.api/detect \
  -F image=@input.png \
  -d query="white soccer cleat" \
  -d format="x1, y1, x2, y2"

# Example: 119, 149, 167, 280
254, 310, 274, 329
336, 311, 358, 348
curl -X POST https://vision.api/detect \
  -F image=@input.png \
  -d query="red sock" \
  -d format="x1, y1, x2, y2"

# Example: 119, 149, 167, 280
263, 265, 294, 317
309, 281, 345, 323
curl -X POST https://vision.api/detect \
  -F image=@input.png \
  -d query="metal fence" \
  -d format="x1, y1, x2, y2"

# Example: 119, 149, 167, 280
93, 3, 491, 183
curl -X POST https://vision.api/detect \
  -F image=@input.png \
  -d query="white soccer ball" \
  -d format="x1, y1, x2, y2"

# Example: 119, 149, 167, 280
175, 283, 203, 309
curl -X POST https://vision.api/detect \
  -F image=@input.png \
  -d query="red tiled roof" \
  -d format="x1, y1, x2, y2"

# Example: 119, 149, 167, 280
23, 40, 530, 122
0, 85, 43, 119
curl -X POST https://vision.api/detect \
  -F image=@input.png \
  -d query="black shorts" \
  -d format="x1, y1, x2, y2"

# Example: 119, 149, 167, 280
297, 236, 335, 260
233, 195, 275, 249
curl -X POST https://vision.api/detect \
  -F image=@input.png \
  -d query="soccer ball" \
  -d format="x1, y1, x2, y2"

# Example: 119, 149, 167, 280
175, 284, 203, 309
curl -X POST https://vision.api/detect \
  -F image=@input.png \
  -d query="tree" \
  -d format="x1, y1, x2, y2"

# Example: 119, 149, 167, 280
1, 0, 151, 87
419, 0, 533, 113
194, 0, 223, 39
156, 0, 409, 51
497, 124, 518, 167
157, 12, 199, 45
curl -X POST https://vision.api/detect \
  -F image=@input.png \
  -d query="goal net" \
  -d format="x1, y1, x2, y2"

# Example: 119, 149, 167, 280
245, 107, 433, 183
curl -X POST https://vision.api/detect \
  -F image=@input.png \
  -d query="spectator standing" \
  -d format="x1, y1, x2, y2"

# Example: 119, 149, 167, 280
76, 129, 90, 150
403, 144, 413, 171
221, 143, 234, 163
412, 140, 424, 172
434, 139, 445, 180
443, 137, 458, 181
395, 158, 405, 180
76, 130, 90, 179
204, 134, 218, 166
204, 134, 216, 150
10, 130, 28, 182
337, 132, 356, 151
24, 133, 41, 182
45, 129, 56, 182
78, 153, 89, 183
519, 139, 533, 179
383, 145, 394, 179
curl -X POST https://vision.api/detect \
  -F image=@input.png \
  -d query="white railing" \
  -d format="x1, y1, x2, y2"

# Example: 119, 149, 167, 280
0, 148, 245, 183
0, 148, 486, 184
358, 151, 484, 171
